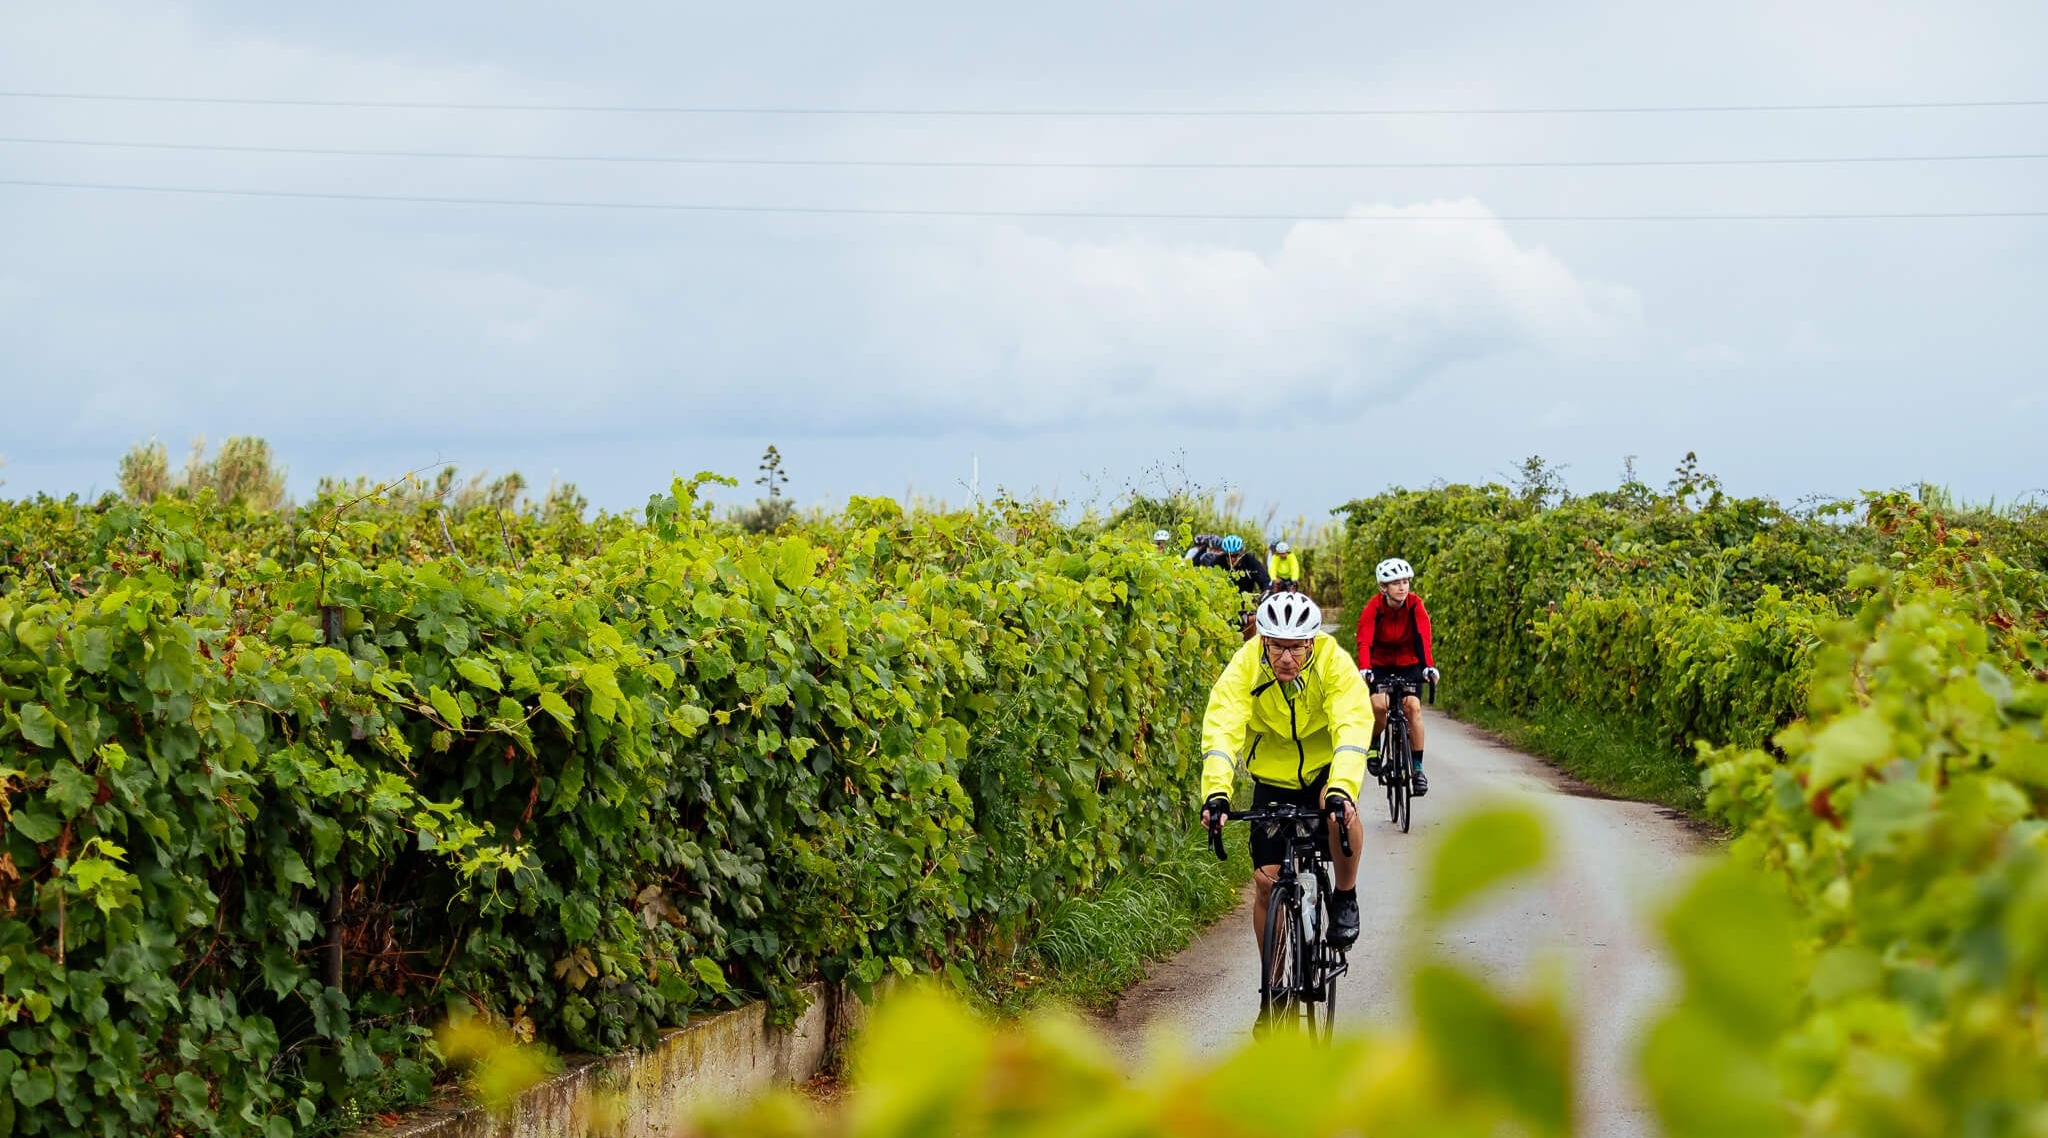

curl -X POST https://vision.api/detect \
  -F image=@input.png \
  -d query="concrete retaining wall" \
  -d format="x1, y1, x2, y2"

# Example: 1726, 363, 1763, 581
354, 984, 863, 1138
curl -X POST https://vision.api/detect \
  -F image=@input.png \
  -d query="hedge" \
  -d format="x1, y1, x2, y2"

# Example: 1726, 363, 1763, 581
1335, 476, 1879, 755
0, 480, 1235, 1136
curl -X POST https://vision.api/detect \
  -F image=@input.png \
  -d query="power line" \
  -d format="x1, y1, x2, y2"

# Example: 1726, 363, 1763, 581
2, 89, 2046, 117
6, 134, 2047, 171
4, 176, 2045, 222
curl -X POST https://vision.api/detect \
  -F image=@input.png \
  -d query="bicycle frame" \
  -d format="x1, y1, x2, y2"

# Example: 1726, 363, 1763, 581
1372, 677, 1435, 834
1209, 802, 1351, 1037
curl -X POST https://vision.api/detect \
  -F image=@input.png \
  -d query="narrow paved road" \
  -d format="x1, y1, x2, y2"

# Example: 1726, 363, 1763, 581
1099, 717, 1706, 1138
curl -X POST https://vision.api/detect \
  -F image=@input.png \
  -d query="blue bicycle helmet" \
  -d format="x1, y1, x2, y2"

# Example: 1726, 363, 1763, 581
1221, 534, 1244, 553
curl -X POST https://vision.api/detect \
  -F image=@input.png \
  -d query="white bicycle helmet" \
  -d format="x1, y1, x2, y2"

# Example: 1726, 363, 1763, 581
1152, 528, 1171, 542
1255, 591, 1322, 639
1273, 540, 1290, 554
1375, 557, 1414, 584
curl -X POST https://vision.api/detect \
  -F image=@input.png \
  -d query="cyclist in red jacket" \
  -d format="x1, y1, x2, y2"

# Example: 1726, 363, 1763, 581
1354, 557, 1441, 796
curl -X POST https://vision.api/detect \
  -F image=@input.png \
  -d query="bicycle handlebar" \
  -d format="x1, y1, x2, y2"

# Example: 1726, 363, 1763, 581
1375, 676, 1438, 705
1206, 800, 1353, 861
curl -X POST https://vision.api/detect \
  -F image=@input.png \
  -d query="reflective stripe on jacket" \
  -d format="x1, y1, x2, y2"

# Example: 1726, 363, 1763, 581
1199, 632, 1377, 805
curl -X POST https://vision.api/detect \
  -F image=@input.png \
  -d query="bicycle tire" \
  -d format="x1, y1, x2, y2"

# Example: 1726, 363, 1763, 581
1259, 881, 1314, 1033
1382, 721, 1401, 823
1391, 722, 1412, 834
1258, 882, 1296, 1025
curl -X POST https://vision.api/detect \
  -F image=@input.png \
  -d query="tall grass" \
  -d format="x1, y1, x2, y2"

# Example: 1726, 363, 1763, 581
986, 825, 1253, 1012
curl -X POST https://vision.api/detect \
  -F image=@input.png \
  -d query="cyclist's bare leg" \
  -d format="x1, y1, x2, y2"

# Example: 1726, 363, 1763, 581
1252, 865, 1283, 978
1370, 690, 1391, 717
1405, 694, 1426, 751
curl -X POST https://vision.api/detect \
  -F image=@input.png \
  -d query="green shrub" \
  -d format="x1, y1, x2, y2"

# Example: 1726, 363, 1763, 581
1335, 467, 1887, 763
1666, 530, 2048, 1133
0, 479, 1235, 1135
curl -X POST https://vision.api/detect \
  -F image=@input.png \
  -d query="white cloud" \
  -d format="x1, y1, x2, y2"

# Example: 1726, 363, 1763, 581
858, 201, 1640, 428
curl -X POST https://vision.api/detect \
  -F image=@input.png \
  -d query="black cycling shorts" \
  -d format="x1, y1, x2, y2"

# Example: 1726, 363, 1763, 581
1370, 663, 1428, 695
1248, 774, 1332, 867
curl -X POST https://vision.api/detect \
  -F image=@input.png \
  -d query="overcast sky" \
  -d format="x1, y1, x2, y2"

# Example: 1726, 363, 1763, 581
2, 1, 2043, 530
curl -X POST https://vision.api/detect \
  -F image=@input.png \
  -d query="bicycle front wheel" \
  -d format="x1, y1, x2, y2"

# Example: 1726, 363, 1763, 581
1382, 727, 1401, 824
1259, 885, 1311, 1033
1390, 726, 1412, 834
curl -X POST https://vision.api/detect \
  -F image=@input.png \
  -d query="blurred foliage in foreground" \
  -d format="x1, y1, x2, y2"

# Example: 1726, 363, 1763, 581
452, 799, 1578, 1138
1684, 507, 2048, 1136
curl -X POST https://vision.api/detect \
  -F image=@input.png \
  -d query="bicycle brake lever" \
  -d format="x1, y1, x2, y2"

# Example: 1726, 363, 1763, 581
1208, 819, 1226, 861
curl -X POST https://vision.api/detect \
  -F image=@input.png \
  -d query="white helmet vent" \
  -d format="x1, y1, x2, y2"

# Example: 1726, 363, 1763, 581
1255, 591, 1323, 639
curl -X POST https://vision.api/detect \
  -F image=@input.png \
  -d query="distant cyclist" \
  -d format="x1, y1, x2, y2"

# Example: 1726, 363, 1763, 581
1199, 590, 1375, 950
1153, 528, 1173, 553
1188, 534, 1220, 566
1216, 534, 1271, 597
1267, 540, 1302, 586
1354, 558, 1440, 796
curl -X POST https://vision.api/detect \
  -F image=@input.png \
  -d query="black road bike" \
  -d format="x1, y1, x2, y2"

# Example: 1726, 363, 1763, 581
1209, 802, 1351, 1037
1373, 676, 1436, 834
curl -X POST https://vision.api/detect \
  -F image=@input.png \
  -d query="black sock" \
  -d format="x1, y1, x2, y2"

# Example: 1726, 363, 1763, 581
1412, 749, 1424, 767
1335, 888, 1357, 901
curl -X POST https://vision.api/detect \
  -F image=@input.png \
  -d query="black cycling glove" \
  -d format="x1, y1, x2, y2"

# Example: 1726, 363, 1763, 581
1203, 794, 1231, 826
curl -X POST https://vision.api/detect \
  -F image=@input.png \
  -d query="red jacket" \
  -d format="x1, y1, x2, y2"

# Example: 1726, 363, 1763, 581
1355, 593, 1434, 669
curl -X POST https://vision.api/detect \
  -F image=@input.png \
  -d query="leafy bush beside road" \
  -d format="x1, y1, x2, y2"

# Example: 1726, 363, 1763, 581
1336, 459, 2047, 793
0, 481, 1235, 1136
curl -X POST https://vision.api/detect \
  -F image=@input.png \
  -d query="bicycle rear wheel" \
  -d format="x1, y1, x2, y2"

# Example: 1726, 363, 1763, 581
1296, 872, 1324, 1040
1314, 939, 1339, 1041
1304, 873, 1337, 1042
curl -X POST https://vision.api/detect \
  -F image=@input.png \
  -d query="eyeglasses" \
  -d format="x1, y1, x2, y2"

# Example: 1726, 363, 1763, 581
1264, 642, 1313, 660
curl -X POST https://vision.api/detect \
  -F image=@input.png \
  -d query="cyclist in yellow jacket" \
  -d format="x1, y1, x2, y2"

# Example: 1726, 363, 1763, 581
1267, 540, 1302, 585
1199, 590, 1375, 948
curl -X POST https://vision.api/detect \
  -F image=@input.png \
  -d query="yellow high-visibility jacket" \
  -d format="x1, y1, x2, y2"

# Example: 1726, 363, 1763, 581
1199, 633, 1378, 805
1268, 552, 1302, 581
